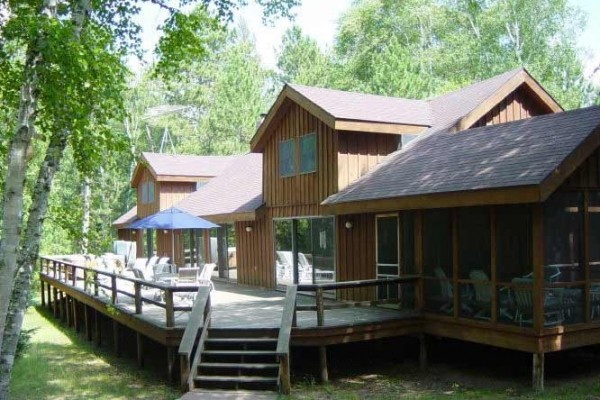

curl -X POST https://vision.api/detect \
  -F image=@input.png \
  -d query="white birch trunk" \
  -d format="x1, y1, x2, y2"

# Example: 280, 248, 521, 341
0, 129, 69, 399
81, 178, 91, 254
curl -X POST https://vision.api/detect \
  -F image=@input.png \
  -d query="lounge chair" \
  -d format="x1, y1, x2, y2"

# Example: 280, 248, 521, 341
511, 277, 564, 327
199, 263, 217, 290
178, 267, 200, 283
469, 270, 492, 320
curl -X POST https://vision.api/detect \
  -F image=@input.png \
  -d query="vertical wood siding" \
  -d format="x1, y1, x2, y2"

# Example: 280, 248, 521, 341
562, 148, 600, 189
336, 213, 376, 300
235, 211, 275, 288
136, 167, 159, 218
472, 87, 550, 128
263, 102, 337, 213
159, 182, 196, 210
337, 132, 400, 191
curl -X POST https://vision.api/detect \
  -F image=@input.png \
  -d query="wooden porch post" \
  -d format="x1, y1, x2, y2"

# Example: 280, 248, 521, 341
113, 321, 121, 357
419, 334, 428, 371
46, 283, 52, 311
52, 288, 58, 317
94, 309, 102, 347
73, 299, 79, 333
167, 346, 177, 383
319, 346, 328, 383
40, 280, 46, 307
533, 352, 544, 391
136, 332, 144, 368
84, 305, 92, 341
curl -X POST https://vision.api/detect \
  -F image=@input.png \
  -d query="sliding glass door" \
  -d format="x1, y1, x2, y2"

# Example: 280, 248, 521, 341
274, 217, 335, 287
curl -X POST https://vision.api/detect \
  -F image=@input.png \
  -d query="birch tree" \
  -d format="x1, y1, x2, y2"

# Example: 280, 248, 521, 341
0, 1, 299, 397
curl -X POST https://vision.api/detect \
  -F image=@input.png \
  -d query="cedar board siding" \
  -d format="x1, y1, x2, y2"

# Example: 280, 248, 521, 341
264, 102, 337, 213
235, 211, 275, 288
472, 87, 550, 128
136, 167, 159, 218
337, 213, 377, 301
159, 182, 196, 210
337, 132, 400, 191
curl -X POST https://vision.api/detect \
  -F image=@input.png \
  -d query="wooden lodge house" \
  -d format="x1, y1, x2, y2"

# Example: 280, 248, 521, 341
106, 67, 600, 390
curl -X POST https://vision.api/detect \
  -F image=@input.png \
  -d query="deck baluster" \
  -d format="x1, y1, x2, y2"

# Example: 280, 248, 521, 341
111, 275, 117, 304
165, 289, 174, 327
134, 281, 142, 314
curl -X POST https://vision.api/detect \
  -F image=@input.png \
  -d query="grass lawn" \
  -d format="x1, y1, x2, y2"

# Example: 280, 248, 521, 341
9, 305, 180, 400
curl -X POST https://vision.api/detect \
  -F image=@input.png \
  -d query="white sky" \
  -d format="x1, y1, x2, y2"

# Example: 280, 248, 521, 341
132, 0, 600, 81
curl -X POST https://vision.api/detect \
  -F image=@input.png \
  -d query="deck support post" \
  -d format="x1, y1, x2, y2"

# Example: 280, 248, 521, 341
113, 321, 121, 357
60, 292, 66, 322
66, 295, 72, 326
73, 299, 79, 333
533, 352, 544, 391
94, 310, 102, 347
52, 288, 58, 317
319, 346, 328, 383
40, 280, 46, 307
167, 346, 177, 384
46, 283, 52, 311
84, 305, 92, 341
136, 333, 144, 368
419, 334, 428, 371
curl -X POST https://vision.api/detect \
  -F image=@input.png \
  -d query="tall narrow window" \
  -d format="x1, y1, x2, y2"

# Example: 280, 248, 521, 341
279, 139, 295, 177
376, 215, 399, 300
299, 133, 317, 173
147, 181, 155, 203
141, 183, 148, 204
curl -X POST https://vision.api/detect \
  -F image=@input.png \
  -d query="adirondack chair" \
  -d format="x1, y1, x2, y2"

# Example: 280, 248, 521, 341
469, 270, 492, 320
512, 277, 564, 327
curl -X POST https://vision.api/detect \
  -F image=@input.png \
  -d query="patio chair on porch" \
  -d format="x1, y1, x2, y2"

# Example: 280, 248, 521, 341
434, 267, 454, 314
199, 263, 216, 290
512, 277, 564, 327
178, 267, 200, 283
469, 270, 492, 320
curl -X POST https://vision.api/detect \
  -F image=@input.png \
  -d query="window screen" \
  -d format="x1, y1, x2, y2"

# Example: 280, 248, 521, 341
299, 133, 317, 173
279, 139, 296, 177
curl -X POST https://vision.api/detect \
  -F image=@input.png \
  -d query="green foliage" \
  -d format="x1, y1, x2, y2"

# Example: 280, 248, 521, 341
15, 327, 37, 359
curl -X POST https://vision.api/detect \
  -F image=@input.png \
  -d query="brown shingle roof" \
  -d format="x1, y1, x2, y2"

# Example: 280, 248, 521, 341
323, 106, 600, 206
289, 83, 432, 126
174, 153, 263, 222
142, 152, 239, 178
112, 206, 137, 228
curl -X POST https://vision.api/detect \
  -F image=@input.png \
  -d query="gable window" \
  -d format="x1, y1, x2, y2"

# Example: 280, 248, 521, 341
279, 139, 296, 177
141, 183, 148, 204
299, 133, 317, 174
147, 181, 155, 203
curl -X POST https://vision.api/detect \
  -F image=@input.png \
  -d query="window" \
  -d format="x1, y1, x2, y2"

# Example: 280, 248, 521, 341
141, 183, 148, 204
279, 139, 296, 177
299, 133, 317, 173
401, 134, 418, 147
147, 181, 155, 203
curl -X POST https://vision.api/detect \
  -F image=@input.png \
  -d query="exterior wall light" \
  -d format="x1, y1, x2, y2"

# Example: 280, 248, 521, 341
245, 226, 253, 233
345, 221, 353, 229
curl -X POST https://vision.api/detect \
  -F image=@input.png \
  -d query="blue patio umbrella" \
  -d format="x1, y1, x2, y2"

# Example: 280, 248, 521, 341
130, 207, 219, 264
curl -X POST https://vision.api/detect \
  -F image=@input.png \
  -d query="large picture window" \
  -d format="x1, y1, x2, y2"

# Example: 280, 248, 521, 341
279, 139, 296, 177
299, 133, 317, 173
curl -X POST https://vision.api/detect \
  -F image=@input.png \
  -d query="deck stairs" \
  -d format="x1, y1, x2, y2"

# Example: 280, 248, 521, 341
189, 327, 280, 392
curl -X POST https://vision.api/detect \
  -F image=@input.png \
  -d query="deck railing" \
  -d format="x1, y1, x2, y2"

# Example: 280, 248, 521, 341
296, 275, 420, 328
276, 285, 297, 395
39, 256, 200, 328
178, 285, 211, 392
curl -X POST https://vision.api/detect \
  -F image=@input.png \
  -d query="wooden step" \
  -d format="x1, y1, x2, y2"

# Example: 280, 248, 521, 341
199, 362, 279, 370
207, 329, 278, 339
205, 338, 277, 344
195, 375, 278, 384
202, 350, 276, 356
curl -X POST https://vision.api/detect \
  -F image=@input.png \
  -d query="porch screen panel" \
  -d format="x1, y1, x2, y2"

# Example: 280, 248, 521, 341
376, 215, 399, 300
589, 192, 600, 320
458, 207, 491, 319
543, 191, 584, 326
495, 205, 533, 326
423, 209, 453, 314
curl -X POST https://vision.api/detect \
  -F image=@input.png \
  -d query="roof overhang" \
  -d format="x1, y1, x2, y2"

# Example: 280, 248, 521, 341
322, 185, 542, 215
203, 211, 257, 224
250, 85, 429, 152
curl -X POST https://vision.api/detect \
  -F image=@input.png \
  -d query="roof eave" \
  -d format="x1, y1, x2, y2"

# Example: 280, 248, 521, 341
322, 185, 543, 215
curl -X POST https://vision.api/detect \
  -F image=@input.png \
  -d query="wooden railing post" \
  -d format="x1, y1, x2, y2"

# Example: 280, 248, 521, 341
165, 289, 174, 327
111, 275, 117, 304
83, 269, 88, 292
134, 281, 142, 314
52, 260, 57, 278
72, 265, 77, 286
94, 271, 99, 296
316, 287, 325, 327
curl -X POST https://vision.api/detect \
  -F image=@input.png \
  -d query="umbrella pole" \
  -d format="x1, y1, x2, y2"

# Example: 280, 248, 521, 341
171, 230, 175, 270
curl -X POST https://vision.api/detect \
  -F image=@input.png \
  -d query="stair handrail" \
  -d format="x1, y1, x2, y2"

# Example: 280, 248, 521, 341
178, 285, 212, 392
276, 284, 297, 395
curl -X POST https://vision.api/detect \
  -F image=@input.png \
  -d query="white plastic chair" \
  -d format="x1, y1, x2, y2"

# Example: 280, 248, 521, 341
199, 263, 216, 290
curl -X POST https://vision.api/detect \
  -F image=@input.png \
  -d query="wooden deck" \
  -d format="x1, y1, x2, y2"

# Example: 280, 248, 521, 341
38, 257, 420, 385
